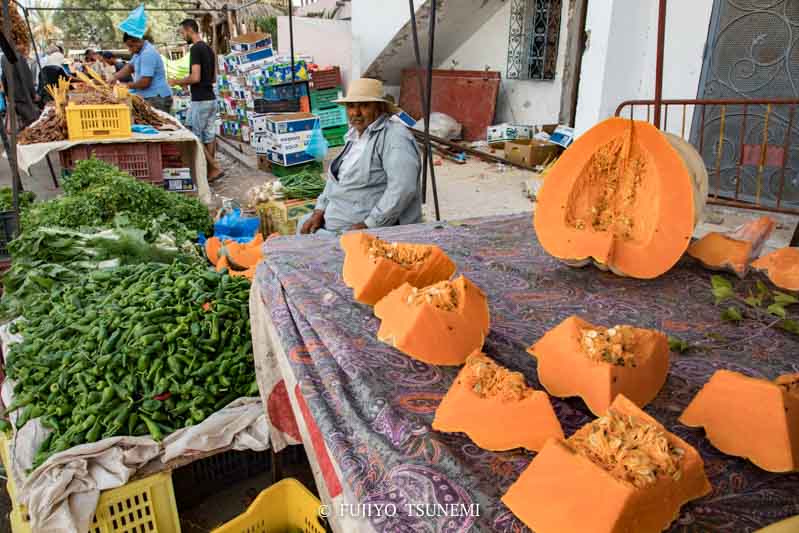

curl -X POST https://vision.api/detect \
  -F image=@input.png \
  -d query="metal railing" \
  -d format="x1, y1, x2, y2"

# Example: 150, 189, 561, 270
615, 98, 799, 226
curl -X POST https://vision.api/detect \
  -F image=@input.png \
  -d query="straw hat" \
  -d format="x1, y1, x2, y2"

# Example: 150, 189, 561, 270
333, 78, 400, 114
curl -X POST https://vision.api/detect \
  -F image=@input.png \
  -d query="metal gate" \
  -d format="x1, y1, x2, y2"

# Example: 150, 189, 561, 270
691, 0, 799, 209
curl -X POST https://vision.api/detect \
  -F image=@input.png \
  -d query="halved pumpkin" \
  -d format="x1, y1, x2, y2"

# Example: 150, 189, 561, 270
502, 394, 711, 533
679, 370, 799, 472
205, 237, 222, 266
432, 352, 563, 451
687, 216, 776, 278
751, 247, 799, 291
374, 276, 490, 366
341, 232, 456, 305
534, 118, 708, 279
528, 315, 669, 416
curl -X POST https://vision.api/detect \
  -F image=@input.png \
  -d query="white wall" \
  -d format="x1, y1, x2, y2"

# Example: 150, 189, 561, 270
277, 17, 354, 89
351, 0, 425, 78
574, 0, 713, 137
439, 0, 571, 126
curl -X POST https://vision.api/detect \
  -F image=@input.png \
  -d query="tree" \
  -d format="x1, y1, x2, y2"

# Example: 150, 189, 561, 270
55, 0, 185, 49
29, 0, 63, 50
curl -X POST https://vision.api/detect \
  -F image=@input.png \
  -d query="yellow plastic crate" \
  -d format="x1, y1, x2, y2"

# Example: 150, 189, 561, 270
212, 478, 326, 533
66, 103, 132, 141
1, 434, 180, 532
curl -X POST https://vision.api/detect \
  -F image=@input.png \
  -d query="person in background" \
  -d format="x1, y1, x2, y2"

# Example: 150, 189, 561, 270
83, 49, 101, 75
38, 50, 69, 105
112, 33, 173, 113
169, 19, 223, 181
1, 40, 41, 132
71, 59, 83, 74
298, 78, 421, 235
102, 51, 132, 82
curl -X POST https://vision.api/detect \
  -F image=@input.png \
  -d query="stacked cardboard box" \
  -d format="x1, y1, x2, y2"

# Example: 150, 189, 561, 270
251, 112, 317, 169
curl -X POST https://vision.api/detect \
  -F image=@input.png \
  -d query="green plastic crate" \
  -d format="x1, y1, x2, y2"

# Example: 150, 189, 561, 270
323, 125, 347, 147
270, 160, 323, 178
310, 87, 343, 112
316, 106, 348, 129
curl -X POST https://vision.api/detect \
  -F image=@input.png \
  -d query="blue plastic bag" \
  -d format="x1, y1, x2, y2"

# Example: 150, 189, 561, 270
305, 118, 329, 162
211, 208, 261, 243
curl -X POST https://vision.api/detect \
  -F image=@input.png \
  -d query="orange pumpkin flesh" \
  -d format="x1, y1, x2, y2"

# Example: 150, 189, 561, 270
205, 237, 222, 266
687, 216, 776, 278
528, 315, 669, 416
502, 395, 712, 533
533, 118, 708, 279
341, 232, 456, 305
432, 352, 563, 451
751, 247, 799, 291
374, 276, 490, 366
679, 370, 799, 472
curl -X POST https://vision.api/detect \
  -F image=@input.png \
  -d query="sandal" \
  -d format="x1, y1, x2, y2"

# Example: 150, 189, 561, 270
208, 171, 226, 183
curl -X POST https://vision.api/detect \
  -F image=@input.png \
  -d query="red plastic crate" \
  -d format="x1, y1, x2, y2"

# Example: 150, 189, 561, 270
310, 67, 341, 90
60, 143, 164, 184
161, 143, 185, 169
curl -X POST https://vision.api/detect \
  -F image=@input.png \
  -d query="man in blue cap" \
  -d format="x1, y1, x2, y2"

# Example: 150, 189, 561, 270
111, 5, 173, 113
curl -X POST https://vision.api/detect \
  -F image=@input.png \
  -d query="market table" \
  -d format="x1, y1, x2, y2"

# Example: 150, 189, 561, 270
16, 128, 212, 205
252, 213, 799, 533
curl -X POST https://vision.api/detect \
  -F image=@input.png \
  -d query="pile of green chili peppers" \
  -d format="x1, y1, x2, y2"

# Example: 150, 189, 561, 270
2, 261, 258, 469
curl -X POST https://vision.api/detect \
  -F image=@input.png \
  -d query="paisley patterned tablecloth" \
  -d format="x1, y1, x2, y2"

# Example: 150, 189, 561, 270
257, 214, 799, 533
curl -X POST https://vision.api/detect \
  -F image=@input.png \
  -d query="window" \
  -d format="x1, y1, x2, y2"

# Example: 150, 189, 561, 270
507, 0, 563, 80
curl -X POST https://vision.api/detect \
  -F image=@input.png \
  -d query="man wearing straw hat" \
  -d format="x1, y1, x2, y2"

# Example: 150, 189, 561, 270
299, 78, 422, 235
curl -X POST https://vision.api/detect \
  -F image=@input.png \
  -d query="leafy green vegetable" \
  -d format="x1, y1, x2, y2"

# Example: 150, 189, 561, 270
6, 262, 255, 467
668, 336, 691, 353
0, 187, 35, 212
0, 224, 202, 319
22, 159, 213, 237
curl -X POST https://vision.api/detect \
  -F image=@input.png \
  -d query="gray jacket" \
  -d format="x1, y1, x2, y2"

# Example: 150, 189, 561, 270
315, 114, 422, 231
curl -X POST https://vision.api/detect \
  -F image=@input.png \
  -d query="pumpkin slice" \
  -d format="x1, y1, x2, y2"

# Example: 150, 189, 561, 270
751, 247, 799, 291
341, 232, 456, 305
679, 370, 799, 472
502, 394, 712, 533
432, 352, 563, 451
687, 216, 776, 278
374, 276, 490, 366
205, 236, 222, 266
533, 118, 708, 279
528, 316, 669, 416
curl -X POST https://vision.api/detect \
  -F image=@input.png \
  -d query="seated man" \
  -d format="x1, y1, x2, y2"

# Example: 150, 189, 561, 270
299, 78, 422, 235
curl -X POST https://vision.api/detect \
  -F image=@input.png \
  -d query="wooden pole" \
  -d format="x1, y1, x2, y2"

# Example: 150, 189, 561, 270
653, 0, 666, 129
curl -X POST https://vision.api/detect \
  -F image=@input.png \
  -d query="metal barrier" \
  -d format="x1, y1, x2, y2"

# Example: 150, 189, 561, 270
615, 99, 799, 227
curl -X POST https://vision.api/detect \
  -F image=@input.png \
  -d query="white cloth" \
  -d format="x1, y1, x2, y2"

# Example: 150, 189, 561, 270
45, 53, 65, 68
16, 114, 212, 205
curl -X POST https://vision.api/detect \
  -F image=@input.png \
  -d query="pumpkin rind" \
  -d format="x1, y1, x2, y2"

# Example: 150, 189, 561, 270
502, 395, 712, 533
751, 247, 799, 291
687, 216, 776, 278
374, 276, 490, 366
341, 232, 457, 305
432, 352, 563, 451
528, 315, 669, 416
533, 118, 708, 279
679, 370, 799, 472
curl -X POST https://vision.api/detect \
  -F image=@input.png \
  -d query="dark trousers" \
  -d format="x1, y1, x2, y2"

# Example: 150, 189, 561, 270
146, 96, 173, 114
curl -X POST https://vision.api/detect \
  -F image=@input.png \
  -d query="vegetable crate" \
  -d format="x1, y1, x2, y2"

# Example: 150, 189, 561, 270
172, 449, 271, 510
322, 125, 347, 148
65, 104, 133, 141
258, 199, 316, 236
1, 434, 180, 533
316, 106, 347, 130
269, 160, 322, 179
309, 67, 341, 90
59, 143, 165, 185
212, 478, 329, 533
0, 210, 19, 259
309, 87, 343, 112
